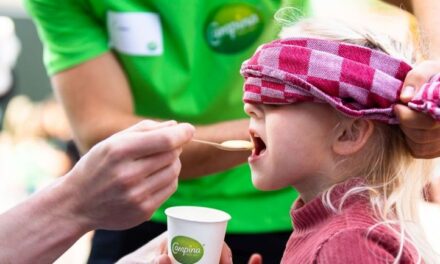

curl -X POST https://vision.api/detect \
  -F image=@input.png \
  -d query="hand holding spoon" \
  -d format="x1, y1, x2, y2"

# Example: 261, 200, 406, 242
192, 139, 254, 151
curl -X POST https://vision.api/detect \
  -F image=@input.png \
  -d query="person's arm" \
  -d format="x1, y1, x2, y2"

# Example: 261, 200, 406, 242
0, 121, 194, 263
411, 0, 440, 60
0, 177, 87, 264
52, 52, 250, 179
392, 0, 440, 158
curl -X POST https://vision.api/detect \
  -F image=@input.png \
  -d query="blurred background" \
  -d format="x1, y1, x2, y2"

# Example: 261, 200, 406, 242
0, 0, 439, 263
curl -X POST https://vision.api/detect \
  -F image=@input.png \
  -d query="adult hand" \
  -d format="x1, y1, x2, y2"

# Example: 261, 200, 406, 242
62, 120, 194, 231
117, 232, 238, 264
116, 232, 169, 264
395, 60, 440, 158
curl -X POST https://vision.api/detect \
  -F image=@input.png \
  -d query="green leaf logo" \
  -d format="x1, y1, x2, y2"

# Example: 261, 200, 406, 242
205, 4, 264, 53
171, 236, 204, 264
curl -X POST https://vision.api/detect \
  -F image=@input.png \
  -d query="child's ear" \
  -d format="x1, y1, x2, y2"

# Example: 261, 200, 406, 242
332, 119, 374, 155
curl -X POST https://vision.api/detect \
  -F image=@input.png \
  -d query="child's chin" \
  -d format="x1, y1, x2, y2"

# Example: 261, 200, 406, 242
252, 176, 281, 191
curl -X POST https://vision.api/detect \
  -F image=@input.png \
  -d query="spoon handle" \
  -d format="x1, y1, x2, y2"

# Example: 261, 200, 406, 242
191, 139, 223, 148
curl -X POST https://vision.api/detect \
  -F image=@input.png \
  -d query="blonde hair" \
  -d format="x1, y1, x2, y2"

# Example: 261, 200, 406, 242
278, 16, 439, 263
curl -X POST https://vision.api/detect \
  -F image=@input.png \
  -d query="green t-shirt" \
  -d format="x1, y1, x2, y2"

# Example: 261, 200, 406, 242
25, 0, 310, 233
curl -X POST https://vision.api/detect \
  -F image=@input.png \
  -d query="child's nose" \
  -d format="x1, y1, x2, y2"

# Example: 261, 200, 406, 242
244, 103, 263, 119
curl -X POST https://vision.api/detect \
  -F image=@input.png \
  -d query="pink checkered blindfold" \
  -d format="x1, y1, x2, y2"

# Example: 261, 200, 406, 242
241, 38, 440, 124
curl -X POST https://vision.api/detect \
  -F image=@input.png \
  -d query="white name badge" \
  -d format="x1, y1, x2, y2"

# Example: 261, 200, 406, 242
107, 11, 163, 56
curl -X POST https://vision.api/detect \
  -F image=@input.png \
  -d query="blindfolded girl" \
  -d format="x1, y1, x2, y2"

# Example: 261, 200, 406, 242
242, 18, 440, 264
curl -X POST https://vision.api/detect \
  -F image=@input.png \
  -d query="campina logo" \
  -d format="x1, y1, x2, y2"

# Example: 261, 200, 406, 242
171, 236, 204, 264
205, 3, 264, 53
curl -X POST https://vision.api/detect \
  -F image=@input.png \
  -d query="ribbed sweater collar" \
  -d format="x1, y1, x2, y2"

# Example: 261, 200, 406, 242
291, 178, 368, 231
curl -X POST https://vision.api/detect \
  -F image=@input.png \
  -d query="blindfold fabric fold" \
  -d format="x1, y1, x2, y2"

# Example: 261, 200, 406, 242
241, 38, 440, 124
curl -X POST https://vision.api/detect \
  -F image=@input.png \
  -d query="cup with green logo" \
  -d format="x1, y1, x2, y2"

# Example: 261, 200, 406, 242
165, 206, 231, 264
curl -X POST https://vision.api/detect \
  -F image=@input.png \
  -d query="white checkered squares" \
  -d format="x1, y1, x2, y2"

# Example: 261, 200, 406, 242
308, 50, 343, 81
307, 39, 340, 54
261, 87, 285, 98
371, 71, 401, 101
370, 51, 401, 77
258, 46, 282, 69
243, 92, 262, 102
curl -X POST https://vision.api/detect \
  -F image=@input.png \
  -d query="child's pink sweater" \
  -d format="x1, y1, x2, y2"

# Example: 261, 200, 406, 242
281, 179, 419, 264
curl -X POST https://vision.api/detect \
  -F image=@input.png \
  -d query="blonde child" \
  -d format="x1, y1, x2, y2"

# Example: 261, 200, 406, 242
241, 19, 440, 263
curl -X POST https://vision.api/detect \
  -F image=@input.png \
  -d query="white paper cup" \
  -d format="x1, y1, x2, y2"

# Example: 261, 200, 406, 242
165, 206, 231, 264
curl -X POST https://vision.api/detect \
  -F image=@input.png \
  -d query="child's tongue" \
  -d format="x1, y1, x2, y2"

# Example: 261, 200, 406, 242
253, 136, 266, 156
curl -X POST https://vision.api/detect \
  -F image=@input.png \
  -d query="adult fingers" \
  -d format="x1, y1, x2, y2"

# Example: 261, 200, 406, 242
115, 232, 169, 264
113, 120, 175, 140
402, 136, 440, 159
401, 61, 440, 103
129, 123, 194, 158
113, 149, 182, 189
106, 123, 194, 161
394, 105, 440, 158
130, 159, 181, 204
248, 253, 263, 264
400, 125, 440, 144
219, 243, 233, 264
140, 160, 181, 215
155, 231, 169, 253
394, 104, 440, 129
124, 120, 177, 133
140, 181, 178, 218
154, 255, 172, 264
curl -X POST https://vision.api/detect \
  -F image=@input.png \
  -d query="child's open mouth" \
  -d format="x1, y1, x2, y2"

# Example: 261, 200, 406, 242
250, 131, 267, 157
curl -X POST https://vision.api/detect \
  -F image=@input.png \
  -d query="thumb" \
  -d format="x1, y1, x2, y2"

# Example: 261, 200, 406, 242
400, 85, 415, 103
248, 253, 263, 264
154, 254, 172, 264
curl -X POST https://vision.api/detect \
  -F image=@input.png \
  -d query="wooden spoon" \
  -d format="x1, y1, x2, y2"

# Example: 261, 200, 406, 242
192, 139, 254, 151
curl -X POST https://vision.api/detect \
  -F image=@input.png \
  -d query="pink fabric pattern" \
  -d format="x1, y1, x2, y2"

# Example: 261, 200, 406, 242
241, 38, 440, 124
408, 73, 440, 119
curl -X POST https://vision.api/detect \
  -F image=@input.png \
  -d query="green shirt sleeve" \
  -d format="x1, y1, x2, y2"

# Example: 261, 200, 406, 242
24, 0, 109, 75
